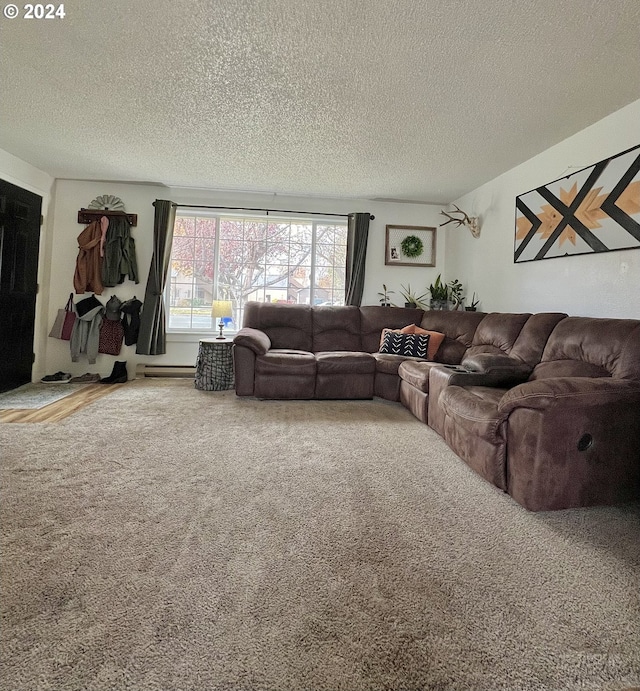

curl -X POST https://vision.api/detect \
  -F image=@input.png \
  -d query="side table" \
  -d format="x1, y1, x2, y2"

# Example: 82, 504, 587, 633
194, 338, 235, 391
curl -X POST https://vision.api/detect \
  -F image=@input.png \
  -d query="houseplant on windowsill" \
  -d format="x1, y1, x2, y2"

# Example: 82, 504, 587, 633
399, 283, 429, 308
378, 284, 394, 307
465, 292, 480, 311
428, 274, 448, 310
448, 279, 465, 310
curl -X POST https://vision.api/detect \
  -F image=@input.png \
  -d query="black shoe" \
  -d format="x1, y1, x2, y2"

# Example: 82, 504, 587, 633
41, 371, 72, 384
100, 361, 128, 384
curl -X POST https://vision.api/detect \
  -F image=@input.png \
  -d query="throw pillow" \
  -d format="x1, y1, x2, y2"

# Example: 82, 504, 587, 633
379, 331, 431, 359
379, 325, 445, 360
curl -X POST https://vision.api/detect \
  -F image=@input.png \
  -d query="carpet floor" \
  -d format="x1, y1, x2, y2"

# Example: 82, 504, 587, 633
1, 379, 639, 691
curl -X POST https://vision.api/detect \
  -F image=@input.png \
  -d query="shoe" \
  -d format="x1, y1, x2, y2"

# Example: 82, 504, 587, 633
41, 371, 72, 384
69, 373, 101, 383
100, 361, 128, 384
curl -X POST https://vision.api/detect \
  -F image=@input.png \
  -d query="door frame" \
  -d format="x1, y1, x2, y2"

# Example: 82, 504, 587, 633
0, 172, 51, 386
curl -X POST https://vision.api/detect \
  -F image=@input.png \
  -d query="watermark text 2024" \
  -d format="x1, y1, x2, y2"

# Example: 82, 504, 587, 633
3, 4, 66, 19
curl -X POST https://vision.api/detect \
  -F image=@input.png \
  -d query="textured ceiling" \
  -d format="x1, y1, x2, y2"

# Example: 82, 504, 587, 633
1, 0, 639, 203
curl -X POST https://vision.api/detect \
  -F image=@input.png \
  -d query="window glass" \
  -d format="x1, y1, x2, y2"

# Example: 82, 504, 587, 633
167, 213, 347, 331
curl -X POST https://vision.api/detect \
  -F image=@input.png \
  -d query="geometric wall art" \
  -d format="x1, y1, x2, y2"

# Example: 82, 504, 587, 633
514, 144, 640, 262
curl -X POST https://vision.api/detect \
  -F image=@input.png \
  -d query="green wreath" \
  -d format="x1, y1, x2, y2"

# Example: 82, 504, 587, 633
400, 234, 424, 258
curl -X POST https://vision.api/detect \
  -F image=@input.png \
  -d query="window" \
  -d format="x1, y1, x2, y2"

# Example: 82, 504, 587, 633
166, 212, 348, 331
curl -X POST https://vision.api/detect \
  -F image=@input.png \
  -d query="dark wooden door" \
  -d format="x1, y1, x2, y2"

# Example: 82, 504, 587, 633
0, 179, 43, 393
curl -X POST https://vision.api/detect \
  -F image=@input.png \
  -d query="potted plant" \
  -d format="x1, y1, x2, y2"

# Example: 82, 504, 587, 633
378, 284, 394, 307
465, 292, 480, 311
428, 274, 448, 310
448, 279, 465, 310
399, 283, 429, 308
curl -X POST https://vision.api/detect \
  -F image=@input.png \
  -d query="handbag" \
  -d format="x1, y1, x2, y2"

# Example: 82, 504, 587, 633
60, 294, 77, 340
48, 293, 76, 340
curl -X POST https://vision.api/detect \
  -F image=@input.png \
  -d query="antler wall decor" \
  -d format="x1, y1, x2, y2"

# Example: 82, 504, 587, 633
439, 205, 480, 238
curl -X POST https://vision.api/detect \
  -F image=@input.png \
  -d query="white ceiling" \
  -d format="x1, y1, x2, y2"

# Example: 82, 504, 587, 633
1, 0, 639, 204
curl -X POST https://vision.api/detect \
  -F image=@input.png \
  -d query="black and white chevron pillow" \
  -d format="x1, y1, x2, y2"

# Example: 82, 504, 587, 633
379, 332, 430, 359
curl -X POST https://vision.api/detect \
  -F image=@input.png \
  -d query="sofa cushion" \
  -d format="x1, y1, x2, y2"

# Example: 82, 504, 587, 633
535, 316, 640, 380
255, 349, 317, 376
465, 312, 531, 359
359, 306, 424, 353
397, 360, 441, 393
380, 325, 445, 360
315, 351, 375, 374
373, 353, 427, 375
418, 310, 486, 363
312, 306, 362, 352
242, 302, 313, 351
509, 312, 567, 366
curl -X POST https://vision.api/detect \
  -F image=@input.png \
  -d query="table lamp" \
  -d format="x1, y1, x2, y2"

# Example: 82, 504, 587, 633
211, 300, 233, 339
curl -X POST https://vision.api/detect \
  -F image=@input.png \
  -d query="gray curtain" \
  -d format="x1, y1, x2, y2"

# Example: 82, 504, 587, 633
345, 212, 372, 306
136, 200, 177, 355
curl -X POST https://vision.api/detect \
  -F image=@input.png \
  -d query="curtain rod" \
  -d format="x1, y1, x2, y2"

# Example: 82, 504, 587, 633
175, 203, 374, 220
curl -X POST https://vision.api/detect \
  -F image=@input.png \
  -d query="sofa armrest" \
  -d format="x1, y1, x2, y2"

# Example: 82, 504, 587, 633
498, 377, 640, 415
432, 360, 529, 389
499, 376, 640, 511
462, 353, 532, 379
233, 327, 272, 355
232, 344, 256, 396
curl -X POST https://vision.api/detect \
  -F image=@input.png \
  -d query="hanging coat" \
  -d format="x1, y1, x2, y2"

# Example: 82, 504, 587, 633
102, 216, 139, 287
74, 217, 108, 294
70, 295, 104, 364
120, 297, 143, 345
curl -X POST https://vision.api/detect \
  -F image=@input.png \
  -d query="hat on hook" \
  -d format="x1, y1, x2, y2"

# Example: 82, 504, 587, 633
105, 296, 123, 321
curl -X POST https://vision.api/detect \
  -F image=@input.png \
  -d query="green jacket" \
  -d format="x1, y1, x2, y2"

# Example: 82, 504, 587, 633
102, 216, 139, 287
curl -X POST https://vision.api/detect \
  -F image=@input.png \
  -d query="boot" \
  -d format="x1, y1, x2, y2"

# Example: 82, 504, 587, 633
100, 361, 128, 384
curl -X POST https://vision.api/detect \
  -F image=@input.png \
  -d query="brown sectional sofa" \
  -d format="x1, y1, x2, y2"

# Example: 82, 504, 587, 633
400, 311, 566, 427
234, 302, 426, 400
436, 317, 640, 511
233, 302, 640, 512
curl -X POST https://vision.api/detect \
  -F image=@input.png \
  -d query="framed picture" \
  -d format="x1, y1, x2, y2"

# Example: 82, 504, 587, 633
385, 225, 436, 266
514, 144, 640, 262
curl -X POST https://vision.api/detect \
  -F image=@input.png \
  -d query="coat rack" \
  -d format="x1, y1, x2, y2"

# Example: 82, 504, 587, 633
77, 208, 138, 226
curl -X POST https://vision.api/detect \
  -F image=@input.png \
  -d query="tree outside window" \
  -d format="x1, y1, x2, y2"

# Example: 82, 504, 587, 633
167, 213, 347, 331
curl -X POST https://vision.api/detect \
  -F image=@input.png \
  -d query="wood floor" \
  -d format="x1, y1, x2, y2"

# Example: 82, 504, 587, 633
0, 383, 123, 423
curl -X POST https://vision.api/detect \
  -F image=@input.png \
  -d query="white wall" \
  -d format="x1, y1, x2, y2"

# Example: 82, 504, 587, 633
42, 182, 444, 373
445, 100, 640, 319
0, 148, 55, 381
11, 93, 640, 380
44, 180, 165, 377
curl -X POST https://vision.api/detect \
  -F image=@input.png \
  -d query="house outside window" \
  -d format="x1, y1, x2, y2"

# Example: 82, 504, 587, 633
166, 212, 348, 332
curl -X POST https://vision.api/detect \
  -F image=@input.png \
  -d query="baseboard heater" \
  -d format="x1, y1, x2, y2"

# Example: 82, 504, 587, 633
135, 364, 196, 379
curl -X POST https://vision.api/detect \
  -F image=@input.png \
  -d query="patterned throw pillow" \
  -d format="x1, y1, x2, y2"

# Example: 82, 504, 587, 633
379, 325, 445, 360
379, 331, 431, 359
